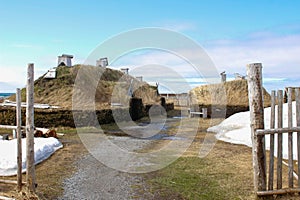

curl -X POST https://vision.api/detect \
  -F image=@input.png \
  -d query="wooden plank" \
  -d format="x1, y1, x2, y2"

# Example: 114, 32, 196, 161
288, 87, 293, 188
268, 90, 276, 190
277, 90, 283, 189
26, 63, 36, 193
256, 127, 300, 135
257, 187, 300, 196
0, 179, 26, 185
16, 88, 22, 192
296, 88, 300, 187
247, 63, 266, 192
0, 196, 16, 200
0, 125, 17, 129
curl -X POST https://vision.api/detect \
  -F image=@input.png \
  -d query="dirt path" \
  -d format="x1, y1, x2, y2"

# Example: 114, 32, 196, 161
58, 119, 183, 200
58, 154, 154, 200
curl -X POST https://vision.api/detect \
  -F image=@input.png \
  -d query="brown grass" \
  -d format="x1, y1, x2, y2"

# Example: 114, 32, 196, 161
2, 109, 300, 199
190, 79, 271, 107
8, 65, 159, 110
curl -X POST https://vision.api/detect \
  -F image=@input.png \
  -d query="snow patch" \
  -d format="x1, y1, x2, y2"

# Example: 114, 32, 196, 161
0, 137, 62, 176
208, 102, 298, 160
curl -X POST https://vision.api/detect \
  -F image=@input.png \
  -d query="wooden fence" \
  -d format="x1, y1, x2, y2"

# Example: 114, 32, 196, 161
0, 64, 36, 197
247, 63, 300, 197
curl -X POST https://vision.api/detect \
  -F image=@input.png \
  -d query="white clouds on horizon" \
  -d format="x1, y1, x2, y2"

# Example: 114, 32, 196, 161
2, 29, 300, 92
204, 32, 300, 77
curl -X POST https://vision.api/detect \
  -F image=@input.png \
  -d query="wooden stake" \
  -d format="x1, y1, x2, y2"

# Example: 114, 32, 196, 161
268, 90, 276, 190
16, 88, 22, 192
277, 90, 283, 189
247, 63, 266, 193
26, 63, 36, 193
288, 88, 293, 188
296, 88, 300, 187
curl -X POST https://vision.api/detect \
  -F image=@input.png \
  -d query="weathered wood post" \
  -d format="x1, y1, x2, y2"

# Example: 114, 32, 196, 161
26, 63, 36, 193
277, 90, 283, 189
287, 88, 293, 187
202, 108, 208, 118
296, 88, 300, 188
16, 88, 22, 192
268, 90, 276, 190
295, 88, 300, 187
247, 63, 266, 194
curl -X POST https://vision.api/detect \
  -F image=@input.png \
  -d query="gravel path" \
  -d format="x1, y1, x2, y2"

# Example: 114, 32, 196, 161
58, 118, 184, 200
58, 153, 153, 200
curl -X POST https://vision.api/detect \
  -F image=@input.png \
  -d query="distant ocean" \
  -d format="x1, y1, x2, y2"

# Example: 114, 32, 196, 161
0, 93, 14, 98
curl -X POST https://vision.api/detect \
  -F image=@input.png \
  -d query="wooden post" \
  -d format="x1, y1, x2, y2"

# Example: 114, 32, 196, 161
247, 63, 266, 193
26, 63, 36, 193
296, 88, 300, 187
202, 108, 208, 118
287, 88, 293, 187
277, 90, 283, 189
16, 88, 22, 192
268, 90, 276, 190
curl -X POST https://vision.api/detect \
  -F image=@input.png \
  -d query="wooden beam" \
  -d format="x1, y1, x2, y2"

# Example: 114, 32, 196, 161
288, 87, 294, 188
277, 90, 283, 189
0, 125, 17, 129
0, 179, 26, 185
16, 88, 22, 192
26, 63, 36, 193
247, 63, 266, 193
268, 90, 276, 190
296, 88, 300, 187
0, 125, 26, 130
256, 127, 300, 135
257, 187, 300, 196
0, 196, 16, 200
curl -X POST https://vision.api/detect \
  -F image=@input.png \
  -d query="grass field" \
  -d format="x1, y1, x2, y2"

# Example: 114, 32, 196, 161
1, 112, 299, 199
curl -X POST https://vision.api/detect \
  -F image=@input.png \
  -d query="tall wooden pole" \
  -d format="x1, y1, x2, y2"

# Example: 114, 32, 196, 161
247, 63, 266, 193
277, 90, 283, 189
296, 88, 300, 187
26, 63, 36, 193
287, 88, 293, 187
16, 88, 22, 192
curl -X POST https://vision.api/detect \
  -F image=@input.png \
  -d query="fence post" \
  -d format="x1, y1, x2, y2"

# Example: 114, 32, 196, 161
296, 88, 300, 188
268, 90, 276, 190
246, 63, 266, 194
16, 88, 22, 192
277, 90, 283, 189
26, 63, 36, 193
287, 88, 293, 187
202, 108, 208, 118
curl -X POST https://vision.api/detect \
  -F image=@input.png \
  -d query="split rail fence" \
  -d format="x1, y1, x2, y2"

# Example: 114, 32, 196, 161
247, 63, 300, 197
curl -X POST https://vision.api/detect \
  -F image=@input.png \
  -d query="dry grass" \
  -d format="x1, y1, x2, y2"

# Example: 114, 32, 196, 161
137, 117, 255, 199
2, 109, 300, 199
8, 65, 159, 110
190, 79, 271, 107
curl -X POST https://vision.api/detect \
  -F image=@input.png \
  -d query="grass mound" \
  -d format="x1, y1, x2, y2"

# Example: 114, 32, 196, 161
9, 65, 159, 109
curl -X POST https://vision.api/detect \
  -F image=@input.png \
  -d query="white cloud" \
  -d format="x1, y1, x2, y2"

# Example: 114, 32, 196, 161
204, 33, 300, 77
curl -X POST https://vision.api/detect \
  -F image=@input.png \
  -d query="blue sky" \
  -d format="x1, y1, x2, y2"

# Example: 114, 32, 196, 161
1, 0, 300, 92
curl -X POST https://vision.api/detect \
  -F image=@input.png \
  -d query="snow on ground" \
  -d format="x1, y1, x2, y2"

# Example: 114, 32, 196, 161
208, 102, 298, 160
0, 137, 62, 176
